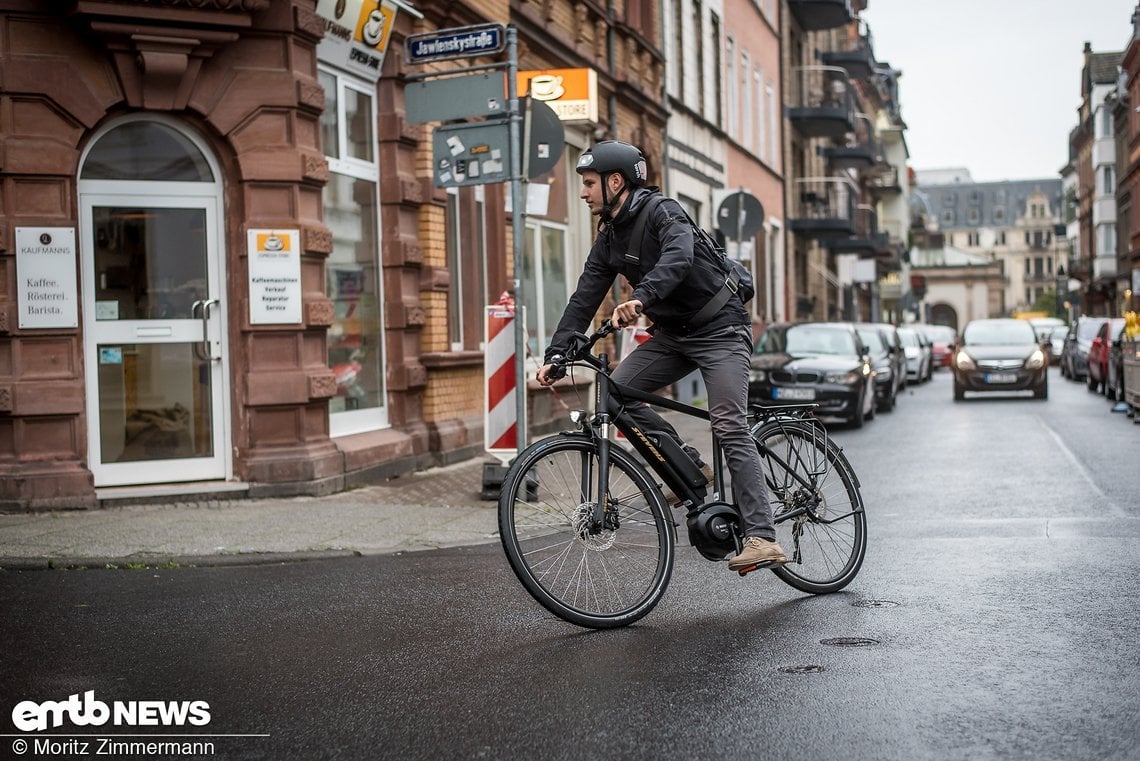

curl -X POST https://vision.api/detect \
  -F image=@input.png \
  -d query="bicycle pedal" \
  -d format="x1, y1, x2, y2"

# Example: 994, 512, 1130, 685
736, 561, 773, 577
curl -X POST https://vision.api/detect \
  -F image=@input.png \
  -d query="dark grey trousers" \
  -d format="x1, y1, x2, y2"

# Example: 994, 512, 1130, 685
609, 323, 776, 539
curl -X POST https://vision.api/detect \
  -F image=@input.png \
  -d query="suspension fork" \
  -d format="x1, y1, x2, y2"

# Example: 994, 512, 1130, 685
590, 353, 613, 533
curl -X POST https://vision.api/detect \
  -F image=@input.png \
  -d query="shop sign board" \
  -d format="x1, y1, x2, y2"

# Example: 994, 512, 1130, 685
16, 227, 78, 329
517, 68, 598, 122
405, 23, 506, 65
247, 229, 302, 325
432, 121, 511, 188
316, 0, 405, 82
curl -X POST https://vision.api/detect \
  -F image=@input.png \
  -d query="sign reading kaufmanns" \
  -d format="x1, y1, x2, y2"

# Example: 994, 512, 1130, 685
16, 227, 78, 329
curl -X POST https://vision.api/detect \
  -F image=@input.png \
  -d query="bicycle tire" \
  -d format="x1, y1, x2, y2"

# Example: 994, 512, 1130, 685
498, 435, 675, 629
752, 419, 866, 594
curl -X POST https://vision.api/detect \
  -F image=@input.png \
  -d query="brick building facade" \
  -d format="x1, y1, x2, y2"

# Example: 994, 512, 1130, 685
0, 0, 665, 509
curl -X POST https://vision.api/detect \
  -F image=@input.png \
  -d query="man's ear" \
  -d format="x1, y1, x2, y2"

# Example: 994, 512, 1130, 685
608, 173, 625, 194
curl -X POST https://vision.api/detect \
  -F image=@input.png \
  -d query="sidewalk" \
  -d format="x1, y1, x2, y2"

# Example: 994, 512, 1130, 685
0, 412, 713, 570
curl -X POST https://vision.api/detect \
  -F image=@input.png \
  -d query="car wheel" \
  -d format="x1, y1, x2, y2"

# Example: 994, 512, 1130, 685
953, 378, 965, 401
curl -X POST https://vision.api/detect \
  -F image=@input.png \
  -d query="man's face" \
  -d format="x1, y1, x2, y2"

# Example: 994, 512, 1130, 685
579, 170, 624, 216
579, 170, 605, 215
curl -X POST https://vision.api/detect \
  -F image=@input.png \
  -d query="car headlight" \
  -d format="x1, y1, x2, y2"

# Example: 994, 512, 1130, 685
1025, 349, 1046, 370
825, 370, 859, 384
749, 369, 767, 382
955, 352, 976, 370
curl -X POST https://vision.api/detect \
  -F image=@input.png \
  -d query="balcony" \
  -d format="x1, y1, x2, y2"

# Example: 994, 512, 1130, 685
820, 21, 875, 80
822, 113, 878, 173
787, 0, 854, 31
868, 164, 902, 198
787, 66, 855, 139
825, 205, 889, 256
789, 177, 858, 240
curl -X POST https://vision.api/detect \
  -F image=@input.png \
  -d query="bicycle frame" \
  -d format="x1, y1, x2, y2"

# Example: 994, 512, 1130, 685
564, 346, 828, 534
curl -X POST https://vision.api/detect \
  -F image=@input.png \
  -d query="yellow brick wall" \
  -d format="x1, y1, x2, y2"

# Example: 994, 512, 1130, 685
423, 365, 485, 422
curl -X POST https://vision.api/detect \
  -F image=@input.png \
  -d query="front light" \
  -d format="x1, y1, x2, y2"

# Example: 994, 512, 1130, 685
749, 369, 767, 382
955, 352, 976, 371
825, 370, 859, 384
1025, 349, 1046, 370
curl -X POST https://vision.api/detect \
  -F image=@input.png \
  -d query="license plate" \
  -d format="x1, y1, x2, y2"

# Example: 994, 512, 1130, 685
774, 387, 816, 400
985, 373, 1017, 384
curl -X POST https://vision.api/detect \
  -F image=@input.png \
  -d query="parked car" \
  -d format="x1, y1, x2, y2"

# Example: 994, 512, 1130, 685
918, 324, 957, 368
1060, 316, 1109, 381
1029, 316, 1066, 365
852, 323, 903, 412
749, 322, 875, 428
1105, 323, 1129, 402
896, 326, 933, 383
1086, 317, 1127, 394
871, 322, 908, 390
951, 318, 1049, 400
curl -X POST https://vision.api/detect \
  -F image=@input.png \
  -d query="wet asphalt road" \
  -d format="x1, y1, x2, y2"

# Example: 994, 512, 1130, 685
1, 367, 1138, 761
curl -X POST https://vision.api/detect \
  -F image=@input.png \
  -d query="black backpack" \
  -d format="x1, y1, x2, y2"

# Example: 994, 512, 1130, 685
627, 195, 756, 327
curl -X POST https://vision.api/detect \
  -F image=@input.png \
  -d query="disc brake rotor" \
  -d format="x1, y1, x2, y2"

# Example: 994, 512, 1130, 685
571, 502, 616, 551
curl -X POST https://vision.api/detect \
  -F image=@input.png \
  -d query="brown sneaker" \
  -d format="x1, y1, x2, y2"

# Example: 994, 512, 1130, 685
727, 537, 787, 571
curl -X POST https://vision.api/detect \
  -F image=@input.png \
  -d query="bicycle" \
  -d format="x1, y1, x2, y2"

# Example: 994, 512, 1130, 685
498, 320, 867, 629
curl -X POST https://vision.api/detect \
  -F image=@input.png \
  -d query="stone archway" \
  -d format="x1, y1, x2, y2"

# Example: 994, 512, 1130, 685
929, 303, 958, 332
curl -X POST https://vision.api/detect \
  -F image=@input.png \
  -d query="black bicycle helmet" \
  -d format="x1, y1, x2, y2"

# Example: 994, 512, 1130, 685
576, 140, 648, 218
575, 140, 648, 185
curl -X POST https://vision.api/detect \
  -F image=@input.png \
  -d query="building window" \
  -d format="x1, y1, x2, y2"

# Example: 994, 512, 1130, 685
766, 83, 777, 167
755, 69, 764, 157
445, 186, 488, 351
726, 37, 737, 140
1101, 166, 1115, 194
967, 207, 980, 225
998, 231, 1006, 245
673, 0, 685, 101
320, 66, 386, 433
941, 209, 955, 226
993, 206, 1005, 223
710, 12, 723, 126
741, 51, 752, 151
693, 0, 704, 116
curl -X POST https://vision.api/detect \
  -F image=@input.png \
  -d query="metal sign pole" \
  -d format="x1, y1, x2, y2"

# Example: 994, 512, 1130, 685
506, 25, 528, 450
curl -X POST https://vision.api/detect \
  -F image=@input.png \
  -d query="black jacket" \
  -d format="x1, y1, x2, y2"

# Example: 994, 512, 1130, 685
545, 187, 749, 361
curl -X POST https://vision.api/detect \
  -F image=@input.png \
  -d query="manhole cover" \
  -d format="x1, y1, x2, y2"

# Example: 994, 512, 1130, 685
821, 637, 879, 647
853, 599, 900, 609
779, 664, 825, 674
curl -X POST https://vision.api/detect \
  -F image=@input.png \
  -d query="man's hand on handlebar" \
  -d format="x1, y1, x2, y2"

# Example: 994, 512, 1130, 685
611, 299, 643, 328
536, 360, 565, 387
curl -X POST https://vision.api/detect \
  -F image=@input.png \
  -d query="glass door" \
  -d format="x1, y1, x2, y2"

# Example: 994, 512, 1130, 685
80, 193, 228, 486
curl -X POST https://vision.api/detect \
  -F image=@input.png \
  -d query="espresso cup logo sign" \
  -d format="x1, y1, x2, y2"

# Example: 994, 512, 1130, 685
529, 75, 565, 101
315, 0, 398, 80
248, 229, 302, 325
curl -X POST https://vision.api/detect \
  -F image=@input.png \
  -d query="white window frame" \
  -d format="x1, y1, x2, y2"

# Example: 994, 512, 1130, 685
319, 63, 388, 437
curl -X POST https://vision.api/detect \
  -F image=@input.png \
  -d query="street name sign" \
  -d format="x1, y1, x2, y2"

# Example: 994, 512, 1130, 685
405, 23, 506, 64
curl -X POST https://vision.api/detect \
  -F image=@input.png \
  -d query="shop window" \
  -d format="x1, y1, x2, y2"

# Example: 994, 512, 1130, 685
320, 65, 387, 434
82, 121, 213, 181
446, 186, 488, 351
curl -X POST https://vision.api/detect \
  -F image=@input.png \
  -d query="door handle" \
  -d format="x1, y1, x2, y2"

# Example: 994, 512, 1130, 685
198, 298, 221, 362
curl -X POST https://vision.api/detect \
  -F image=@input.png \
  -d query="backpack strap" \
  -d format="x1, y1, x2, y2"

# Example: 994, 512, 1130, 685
626, 195, 667, 266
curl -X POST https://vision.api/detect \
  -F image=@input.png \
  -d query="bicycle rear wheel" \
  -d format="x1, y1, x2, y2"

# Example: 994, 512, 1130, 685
498, 435, 674, 629
752, 420, 866, 594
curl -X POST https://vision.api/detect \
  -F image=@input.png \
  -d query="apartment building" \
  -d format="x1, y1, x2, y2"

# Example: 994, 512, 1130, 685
1115, 8, 1140, 315
1070, 43, 1123, 316
782, 0, 907, 324
913, 175, 1065, 319
0, 0, 665, 509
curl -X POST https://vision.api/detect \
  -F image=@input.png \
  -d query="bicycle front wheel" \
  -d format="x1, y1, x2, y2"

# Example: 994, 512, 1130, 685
752, 420, 866, 594
498, 435, 675, 629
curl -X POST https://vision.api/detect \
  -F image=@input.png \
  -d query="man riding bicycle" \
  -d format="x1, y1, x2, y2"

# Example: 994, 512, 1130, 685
535, 140, 786, 571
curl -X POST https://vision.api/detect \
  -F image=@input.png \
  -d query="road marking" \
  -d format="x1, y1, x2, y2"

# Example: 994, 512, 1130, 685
1036, 415, 1127, 517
